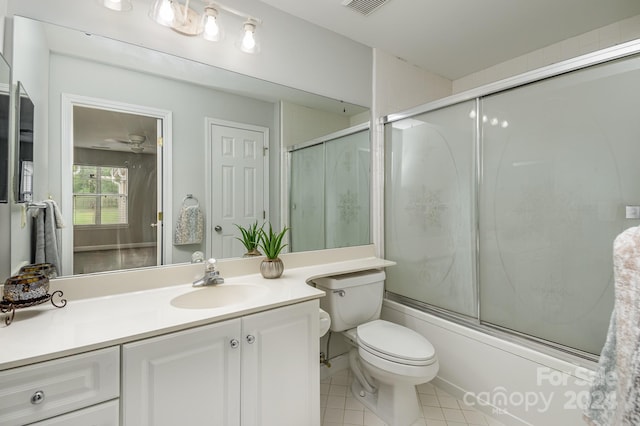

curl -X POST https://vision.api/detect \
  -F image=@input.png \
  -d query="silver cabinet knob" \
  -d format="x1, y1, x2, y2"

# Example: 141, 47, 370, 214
214, 225, 222, 232
30, 390, 45, 405
246, 335, 256, 344
230, 339, 239, 349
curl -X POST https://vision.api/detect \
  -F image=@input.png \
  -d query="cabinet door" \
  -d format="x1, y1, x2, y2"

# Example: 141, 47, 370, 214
241, 300, 320, 426
122, 319, 241, 426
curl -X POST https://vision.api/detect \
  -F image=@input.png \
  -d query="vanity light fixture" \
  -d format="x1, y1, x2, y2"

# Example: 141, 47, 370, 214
145, 0, 262, 53
102, 0, 132, 12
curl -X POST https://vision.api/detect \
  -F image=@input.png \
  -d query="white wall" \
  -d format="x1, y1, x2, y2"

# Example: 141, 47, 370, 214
453, 14, 640, 93
373, 48, 452, 118
281, 101, 351, 149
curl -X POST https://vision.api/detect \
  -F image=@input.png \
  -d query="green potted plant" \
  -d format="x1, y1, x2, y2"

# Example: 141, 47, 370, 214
235, 221, 264, 257
258, 223, 289, 278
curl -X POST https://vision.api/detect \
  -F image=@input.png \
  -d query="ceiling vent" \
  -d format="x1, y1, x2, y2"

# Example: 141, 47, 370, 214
341, 0, 389, 16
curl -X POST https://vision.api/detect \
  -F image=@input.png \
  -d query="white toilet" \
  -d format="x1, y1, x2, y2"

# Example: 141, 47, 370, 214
314, 270, 438, 426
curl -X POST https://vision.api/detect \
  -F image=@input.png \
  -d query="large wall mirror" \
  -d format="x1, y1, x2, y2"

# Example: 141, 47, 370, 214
10, 16, 371, 278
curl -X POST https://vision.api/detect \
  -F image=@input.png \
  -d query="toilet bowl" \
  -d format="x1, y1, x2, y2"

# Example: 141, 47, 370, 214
343, 321, 438, 425
314, 270, 439, 426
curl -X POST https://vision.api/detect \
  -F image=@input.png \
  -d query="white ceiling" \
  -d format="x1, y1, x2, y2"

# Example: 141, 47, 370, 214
259, 0, 640, 80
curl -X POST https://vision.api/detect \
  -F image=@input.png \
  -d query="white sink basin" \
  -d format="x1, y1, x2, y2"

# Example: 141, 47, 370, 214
170, 284, 269, 309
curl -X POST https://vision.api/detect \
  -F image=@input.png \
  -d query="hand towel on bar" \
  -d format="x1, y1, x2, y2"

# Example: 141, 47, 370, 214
174, 204, 204, 245
32, 200, 64, 276
584, 226, 640, 425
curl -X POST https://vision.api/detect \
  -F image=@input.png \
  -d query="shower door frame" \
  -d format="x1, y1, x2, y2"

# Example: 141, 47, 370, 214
380, 38, 640, 365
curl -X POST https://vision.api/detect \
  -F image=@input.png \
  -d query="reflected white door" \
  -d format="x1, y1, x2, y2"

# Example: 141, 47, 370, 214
208, 120, 268, 259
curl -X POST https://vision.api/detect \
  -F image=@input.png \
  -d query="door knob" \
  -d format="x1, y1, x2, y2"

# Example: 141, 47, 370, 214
214, 225, 222, 232
150, 222, 159, 228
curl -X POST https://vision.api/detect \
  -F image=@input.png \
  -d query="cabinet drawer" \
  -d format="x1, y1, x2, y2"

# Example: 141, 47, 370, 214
0, 347, 120, 426
30, 400, 119, 426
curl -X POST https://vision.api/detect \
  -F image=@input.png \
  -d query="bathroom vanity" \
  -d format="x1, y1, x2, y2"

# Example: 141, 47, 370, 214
0, 245, 394, 426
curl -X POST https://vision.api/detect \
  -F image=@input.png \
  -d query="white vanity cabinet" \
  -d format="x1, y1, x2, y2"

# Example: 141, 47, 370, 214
122, 300, 320, 426
0, 347, 120, 426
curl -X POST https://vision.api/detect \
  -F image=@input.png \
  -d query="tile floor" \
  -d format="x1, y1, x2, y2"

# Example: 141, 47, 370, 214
320, 369, 506, 426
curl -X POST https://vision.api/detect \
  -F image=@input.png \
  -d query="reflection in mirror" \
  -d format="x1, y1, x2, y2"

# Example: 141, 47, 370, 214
0, 54, 9, 203
72, 106, 160, 275
15, 83, 34, 203
289, 125, 370, 251
11, 16, 371, 278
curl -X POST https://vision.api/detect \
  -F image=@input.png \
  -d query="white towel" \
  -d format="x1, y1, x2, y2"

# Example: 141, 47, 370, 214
174, 204, 204, 245
584, 226, 640, 425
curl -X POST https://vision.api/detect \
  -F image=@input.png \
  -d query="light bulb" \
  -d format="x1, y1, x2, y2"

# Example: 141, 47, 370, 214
204, 16, 219, 40
205, 17, 218, 36
240, 21, 258, 53
159, 0, 174, 24
202, 7, 221, 41
242, 29, 256, 51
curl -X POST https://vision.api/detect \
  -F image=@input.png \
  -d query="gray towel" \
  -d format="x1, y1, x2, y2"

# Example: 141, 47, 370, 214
33, 200, 63, 276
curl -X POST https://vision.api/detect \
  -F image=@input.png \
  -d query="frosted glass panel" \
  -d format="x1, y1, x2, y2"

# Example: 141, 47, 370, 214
290, 144, 324, 251
385, 101, 476, 317
478, 56, 640, 354
290, 129, 371, 251
325, 131, 370, 248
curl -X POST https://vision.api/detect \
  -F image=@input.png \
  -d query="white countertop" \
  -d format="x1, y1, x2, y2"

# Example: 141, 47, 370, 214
0, 254, 394, 370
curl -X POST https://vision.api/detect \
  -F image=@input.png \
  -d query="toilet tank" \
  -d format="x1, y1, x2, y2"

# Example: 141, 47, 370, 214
313, 269, 386, 332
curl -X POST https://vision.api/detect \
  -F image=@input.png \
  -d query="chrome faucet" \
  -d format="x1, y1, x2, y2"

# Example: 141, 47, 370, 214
192, 258, 225, 287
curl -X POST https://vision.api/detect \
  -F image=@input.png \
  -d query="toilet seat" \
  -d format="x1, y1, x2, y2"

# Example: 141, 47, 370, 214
356, 320, 436, 366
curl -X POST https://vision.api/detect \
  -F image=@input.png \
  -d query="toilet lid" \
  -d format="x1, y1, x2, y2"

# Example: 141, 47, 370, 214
357, 320, 436, 366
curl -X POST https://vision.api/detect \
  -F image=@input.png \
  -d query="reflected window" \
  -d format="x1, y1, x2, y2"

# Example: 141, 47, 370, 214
73, 165, 128, 226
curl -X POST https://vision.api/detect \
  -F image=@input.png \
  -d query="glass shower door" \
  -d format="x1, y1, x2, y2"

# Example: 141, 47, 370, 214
478, 56, 640, 354
385, 101, 477, 317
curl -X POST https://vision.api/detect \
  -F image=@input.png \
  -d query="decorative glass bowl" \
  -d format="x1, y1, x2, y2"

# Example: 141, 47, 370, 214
3, 273, 50, 303
19, 263, 57, 279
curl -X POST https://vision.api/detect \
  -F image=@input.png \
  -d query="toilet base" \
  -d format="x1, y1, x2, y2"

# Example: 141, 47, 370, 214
350, 376, 422, 426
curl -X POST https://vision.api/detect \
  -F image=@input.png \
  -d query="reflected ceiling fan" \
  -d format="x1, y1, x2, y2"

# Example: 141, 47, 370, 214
104, 133, 147, 153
